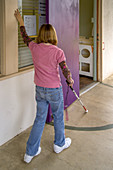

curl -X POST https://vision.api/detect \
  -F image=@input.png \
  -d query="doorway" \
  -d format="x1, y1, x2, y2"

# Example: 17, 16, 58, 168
79, 0, 97, 90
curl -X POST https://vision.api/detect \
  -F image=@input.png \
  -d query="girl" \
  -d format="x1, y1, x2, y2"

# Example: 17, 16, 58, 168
14, 9, 74, 163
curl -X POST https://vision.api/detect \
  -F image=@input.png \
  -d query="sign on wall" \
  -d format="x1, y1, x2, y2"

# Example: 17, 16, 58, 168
24, 15, 36, 36
38, 0, 46, 29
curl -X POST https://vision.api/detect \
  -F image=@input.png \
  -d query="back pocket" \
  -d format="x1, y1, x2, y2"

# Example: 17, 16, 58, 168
48, 90, 60, 102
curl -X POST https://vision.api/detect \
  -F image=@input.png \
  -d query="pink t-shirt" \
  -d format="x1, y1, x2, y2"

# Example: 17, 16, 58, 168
29, 42, 66, 88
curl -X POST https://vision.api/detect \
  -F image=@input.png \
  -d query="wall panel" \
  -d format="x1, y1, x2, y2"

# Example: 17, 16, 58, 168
48, 0, 79, 117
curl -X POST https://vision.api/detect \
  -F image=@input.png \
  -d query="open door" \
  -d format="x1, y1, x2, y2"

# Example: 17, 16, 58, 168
79, 0, 98, 90
46, 0, 79, 122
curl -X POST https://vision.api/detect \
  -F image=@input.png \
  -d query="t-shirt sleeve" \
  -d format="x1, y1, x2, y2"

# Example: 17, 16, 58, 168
28, 41, 38, 62
29, 41, 37, 51
56, 50, 66, 64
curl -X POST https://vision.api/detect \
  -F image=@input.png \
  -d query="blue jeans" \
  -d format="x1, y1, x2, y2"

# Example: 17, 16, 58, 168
26, 86, 65, 156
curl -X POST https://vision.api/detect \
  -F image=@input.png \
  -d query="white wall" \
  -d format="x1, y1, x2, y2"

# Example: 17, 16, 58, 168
102, 0, 113, 80
0, 71, 36, 146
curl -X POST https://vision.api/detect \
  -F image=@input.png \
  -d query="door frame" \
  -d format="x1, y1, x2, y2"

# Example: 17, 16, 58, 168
97, 0, 103, 82
93, 0, 97, 81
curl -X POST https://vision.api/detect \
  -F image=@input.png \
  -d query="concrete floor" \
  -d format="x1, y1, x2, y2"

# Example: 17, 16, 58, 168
1, 82, 113, 170
103, 74, 113, 87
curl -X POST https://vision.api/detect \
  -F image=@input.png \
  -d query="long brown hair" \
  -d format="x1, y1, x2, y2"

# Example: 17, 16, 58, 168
37, 24, 58, 45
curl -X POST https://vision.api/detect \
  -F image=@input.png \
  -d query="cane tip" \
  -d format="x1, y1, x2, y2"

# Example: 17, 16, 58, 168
85, 110, 88, 113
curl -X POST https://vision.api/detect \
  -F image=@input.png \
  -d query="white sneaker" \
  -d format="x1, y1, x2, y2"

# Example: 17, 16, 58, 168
54, 138, 71, 153
24, 146, 41, 163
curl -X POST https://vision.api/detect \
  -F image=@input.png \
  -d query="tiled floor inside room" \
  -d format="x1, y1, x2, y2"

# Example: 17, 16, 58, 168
79, 75, 94, 90
1, 75, 113, 170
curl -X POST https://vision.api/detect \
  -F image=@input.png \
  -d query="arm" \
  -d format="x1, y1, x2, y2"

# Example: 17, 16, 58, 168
14, 9, 24, 26
20, 26, 32, 46
59, 61, 74, 87
14, 9, 32, 46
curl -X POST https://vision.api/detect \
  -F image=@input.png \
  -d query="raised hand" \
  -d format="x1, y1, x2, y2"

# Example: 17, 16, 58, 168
14, 9, 24, 26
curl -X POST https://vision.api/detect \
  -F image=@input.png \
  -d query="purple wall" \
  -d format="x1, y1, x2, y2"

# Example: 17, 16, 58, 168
46, 0, 79, 122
